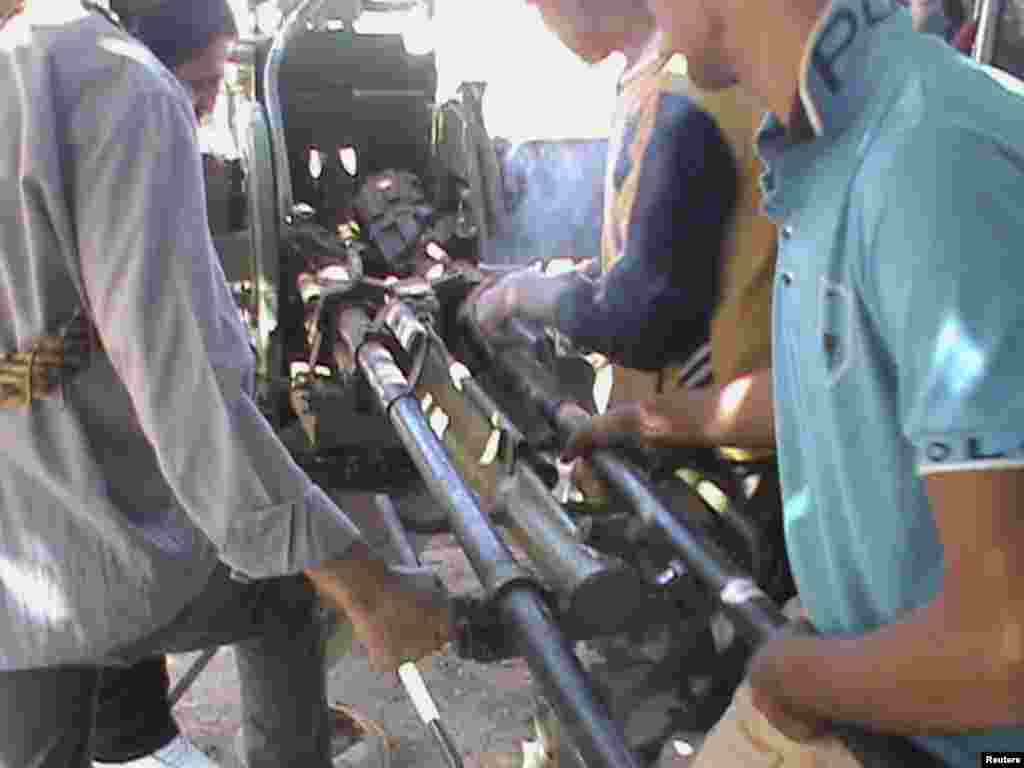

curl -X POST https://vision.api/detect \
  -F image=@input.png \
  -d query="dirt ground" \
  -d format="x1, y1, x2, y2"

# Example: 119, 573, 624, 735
169, 533, 539, 768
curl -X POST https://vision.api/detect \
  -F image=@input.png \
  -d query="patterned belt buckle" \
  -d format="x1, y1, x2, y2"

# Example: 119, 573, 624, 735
0, 349, 35, 408
0, 311, 94, 409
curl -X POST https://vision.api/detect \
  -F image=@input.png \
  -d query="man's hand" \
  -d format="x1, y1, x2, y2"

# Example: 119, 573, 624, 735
470, 261, 593, 338
747, 620, 831, 743
471, 274, 522, 337
306, 543, 454, 676
557, 400, 665, 501
561, 398, 695, 462
562, 370, 776, 462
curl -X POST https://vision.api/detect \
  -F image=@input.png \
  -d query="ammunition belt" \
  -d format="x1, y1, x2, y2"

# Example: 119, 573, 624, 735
0, 310, 94, 409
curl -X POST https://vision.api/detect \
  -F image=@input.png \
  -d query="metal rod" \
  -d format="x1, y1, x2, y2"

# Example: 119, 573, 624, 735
395, 320, 646, 635
572, 424, 787, 645
421, 327, 526, 447
494, 462, 646, 636
263, 0, 330, 223
373, 494, 421, 568
384, 485, 464, 768
168, 647, 219, 707
428, 720, 465, 768
350, 334, 642, 768
388, 394, 525, 592
400, 661, 465, 768
972, 0, 1005, 64
498, 589, 642, 768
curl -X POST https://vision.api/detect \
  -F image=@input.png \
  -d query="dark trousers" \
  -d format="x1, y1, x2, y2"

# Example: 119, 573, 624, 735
0, 567, 331, 768
92, 656, 179, 762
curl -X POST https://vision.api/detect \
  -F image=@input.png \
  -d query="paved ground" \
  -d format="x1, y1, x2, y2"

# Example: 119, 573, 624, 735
169, 533, 538, 768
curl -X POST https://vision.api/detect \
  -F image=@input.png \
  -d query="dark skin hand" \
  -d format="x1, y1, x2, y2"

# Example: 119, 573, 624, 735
306, 541, 454, 677
747, 620, 831, 742
561, 367, 776, 462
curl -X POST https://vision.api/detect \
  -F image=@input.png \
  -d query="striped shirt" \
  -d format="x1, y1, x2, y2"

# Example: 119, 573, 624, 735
554, 44, 736, 387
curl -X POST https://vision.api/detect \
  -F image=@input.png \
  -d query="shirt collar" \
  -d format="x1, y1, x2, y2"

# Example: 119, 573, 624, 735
798, 0, 903, 137
618, 31, 672, 92
761, 0, 906, 149
756, 0, 910, 215
82, 1, 123, 28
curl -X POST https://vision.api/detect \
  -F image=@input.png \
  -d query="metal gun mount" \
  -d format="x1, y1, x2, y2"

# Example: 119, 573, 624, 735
286, 241, 949, 768
230, 3, 953, 763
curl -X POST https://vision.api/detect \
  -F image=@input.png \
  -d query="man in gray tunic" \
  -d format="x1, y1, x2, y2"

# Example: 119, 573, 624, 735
0, 2, 451, 766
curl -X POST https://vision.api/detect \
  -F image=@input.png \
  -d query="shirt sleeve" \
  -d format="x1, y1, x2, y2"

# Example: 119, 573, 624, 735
865, 119, 1024, 475
554, 94, 736, 372
71, 66, 361, 579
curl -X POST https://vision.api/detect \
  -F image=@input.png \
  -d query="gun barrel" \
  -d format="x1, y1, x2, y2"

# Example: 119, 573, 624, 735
555, 404, 787, 643
383, 385, 644, 768
337, 306, 643, 768
494, 460, 649, 636
479, 328, 789, 644
378, 300, 650, 636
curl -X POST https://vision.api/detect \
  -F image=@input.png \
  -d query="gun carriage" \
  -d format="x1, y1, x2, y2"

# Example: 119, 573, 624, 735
215, 2, 955, 765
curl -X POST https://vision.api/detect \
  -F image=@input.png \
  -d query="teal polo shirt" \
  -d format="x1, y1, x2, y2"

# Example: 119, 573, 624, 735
758, 1, 1024, 765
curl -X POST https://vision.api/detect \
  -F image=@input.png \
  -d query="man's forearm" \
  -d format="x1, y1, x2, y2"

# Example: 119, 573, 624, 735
703, 367, 776, 448
305, 541, 454, 674
753, 594, 1024, 734
305, 540, 385, 613
638, 367, 776, 450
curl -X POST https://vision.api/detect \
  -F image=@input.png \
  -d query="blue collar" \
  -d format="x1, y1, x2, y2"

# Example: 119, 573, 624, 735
758, 0, 909, 152
756, 0, 914, 212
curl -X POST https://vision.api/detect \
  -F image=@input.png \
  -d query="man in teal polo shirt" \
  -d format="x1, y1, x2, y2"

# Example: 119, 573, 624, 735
564, 0, 1024, 765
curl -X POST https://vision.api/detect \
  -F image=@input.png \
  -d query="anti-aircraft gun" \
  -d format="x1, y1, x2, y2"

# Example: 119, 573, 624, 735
221, 2, 954, 765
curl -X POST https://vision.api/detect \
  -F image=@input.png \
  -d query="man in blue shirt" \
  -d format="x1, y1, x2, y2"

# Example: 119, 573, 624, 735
565, 0, 1024, 765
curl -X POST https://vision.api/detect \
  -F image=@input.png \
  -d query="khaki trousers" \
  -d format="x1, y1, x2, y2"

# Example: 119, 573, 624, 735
681, 685, 863, 768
